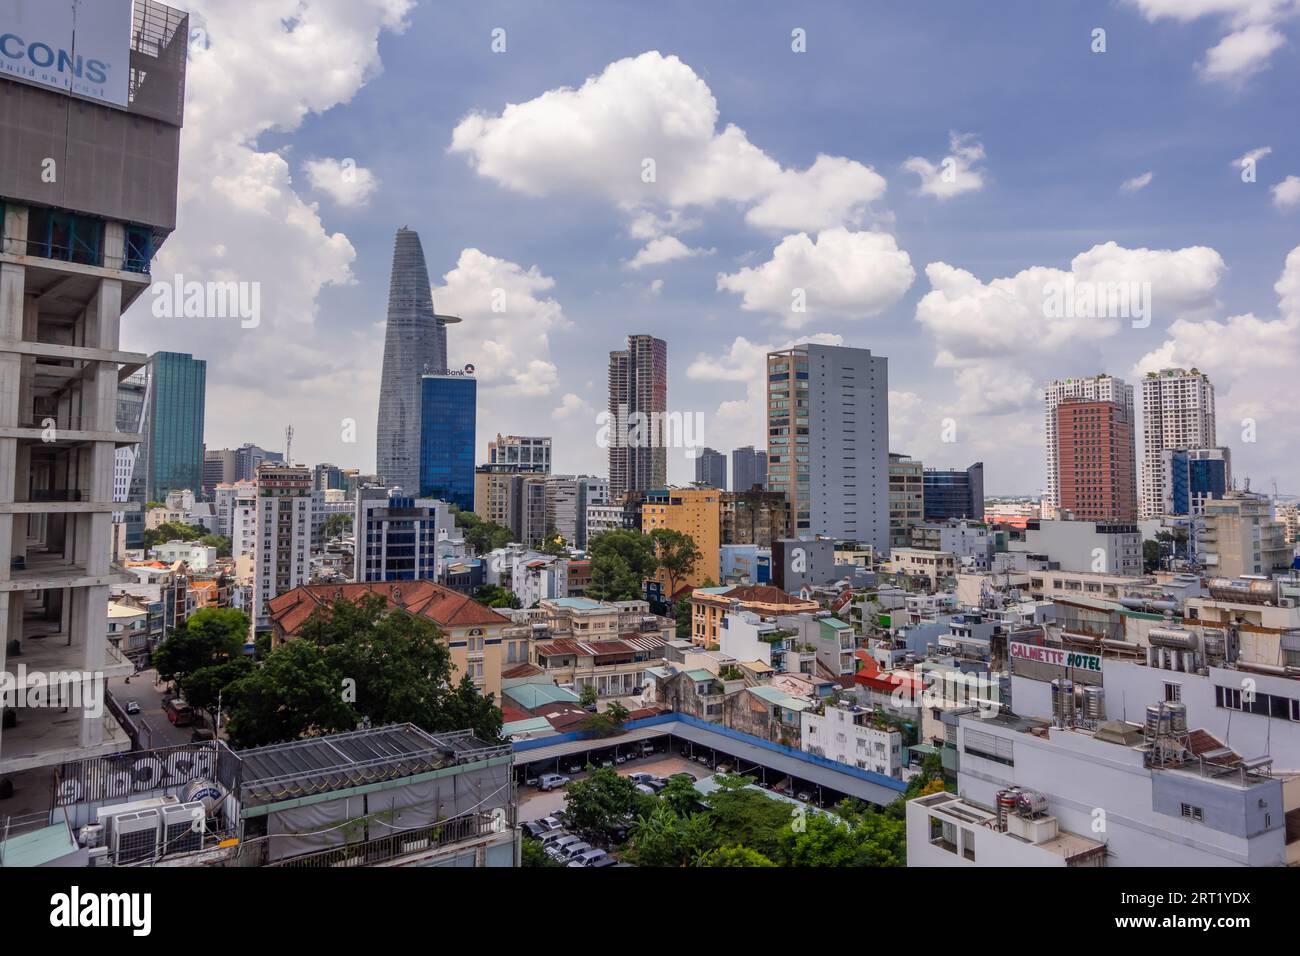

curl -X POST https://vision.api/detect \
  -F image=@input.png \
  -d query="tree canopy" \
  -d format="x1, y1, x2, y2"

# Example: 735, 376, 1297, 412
221, 595, 503, 748
586, 529, 656, 602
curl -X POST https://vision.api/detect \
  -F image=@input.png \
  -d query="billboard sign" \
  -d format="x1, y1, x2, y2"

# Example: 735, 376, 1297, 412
0, 0, 132, 108
1009, 640, 1102, 674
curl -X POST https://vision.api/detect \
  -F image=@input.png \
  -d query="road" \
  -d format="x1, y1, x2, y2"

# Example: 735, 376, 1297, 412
108, 667, 200, 750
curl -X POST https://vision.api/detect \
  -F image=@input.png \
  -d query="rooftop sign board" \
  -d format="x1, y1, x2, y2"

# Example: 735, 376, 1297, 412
0, 0, 132, 108
1009, 640, 1102, 674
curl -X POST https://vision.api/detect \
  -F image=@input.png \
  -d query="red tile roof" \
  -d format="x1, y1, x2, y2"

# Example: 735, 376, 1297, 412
501, 662, 544, 680
267, 580, 511, 637
723, 584, 808, 606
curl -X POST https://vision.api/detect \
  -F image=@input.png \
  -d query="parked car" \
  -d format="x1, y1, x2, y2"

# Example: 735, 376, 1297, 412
588, 855, 619, 867
541, 815, 563, 831
559, 840, 593, 861
538, 773, 570, 791
567, 848, 609, 867
546, 834, 582, 859
646, 778, 668, 794
599, 757, 614, 768
639, 742, 655, 755
614, 753, 627, 764
522, 821, 549, 840
796, 791, 813, 803
523, 773, 539, 787
539, 830, 571, 848
670, 771, 698, 783
716, 762, 733, 774
627, 772, 655, 785
124, 699, 141, 715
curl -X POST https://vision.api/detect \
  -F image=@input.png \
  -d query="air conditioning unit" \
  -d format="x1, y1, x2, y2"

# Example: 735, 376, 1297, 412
110, 809, 161, 864
161, 801, 206, 856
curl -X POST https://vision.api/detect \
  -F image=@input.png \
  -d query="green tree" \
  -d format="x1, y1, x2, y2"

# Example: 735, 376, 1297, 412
183, 657, 254, 731
321, 512, 352, 540
674, 594, 692, 639
605, 700, 630, 727
521, 836, 561, 867
440, 672, 505, 742
223, 639, 357, 748
781, 813, 861, 867
649, 528, 703, 598
474, 584, 521, 609
153, 607, 249, 691
658, 774, 703, 817
578, 684, 598, 708
586, 530, 656, 602
562, 767, 652, 842
697, 845, 776, 867
198, 534, 232, 558
702, 774, 794, 862
628, 804, 713, 867
455, 509, 514, 554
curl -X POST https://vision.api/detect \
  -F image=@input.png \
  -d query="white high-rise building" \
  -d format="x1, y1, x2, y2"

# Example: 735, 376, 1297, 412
253, 464, 312, 628
1042, 374, 1133, 515
1140, 368, 1216, 519
214, 480, 258, 557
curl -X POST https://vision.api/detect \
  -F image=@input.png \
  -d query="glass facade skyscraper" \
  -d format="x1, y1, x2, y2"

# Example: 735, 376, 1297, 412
146, 351, 207, 502
419, 372, 476, 511
376, 227, 461, 493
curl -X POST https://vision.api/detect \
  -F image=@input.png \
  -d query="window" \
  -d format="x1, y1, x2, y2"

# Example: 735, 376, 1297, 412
1180, 803, 1203, 822
1163, 682, 1182, 703
928, 817, 957, 852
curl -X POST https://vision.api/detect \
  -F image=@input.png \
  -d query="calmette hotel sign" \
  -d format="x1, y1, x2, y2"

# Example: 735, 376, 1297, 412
1009, 640, 1103, 674
0, 0, 132, 108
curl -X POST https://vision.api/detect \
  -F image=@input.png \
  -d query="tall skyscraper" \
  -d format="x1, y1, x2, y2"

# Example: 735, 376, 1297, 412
488, 434, 552, 474
1140, 368, 1216, 519
694, 447, 727, 489
419, 371, 476, 511
0, 0, 188, 768
253, 463, 312, 627
1055, 400, 1137, 522
731, 445, 767, 492
608, 334, 667, 499
766, 343, 890, 549
1043, 374, 1133, 513
376, 227, 461, 493
140, 351, 207, 503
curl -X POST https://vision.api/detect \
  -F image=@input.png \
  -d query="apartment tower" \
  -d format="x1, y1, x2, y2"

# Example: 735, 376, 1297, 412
1140, 368, 1216, 519
608, 335, 667, 499
766, 344, 890, 549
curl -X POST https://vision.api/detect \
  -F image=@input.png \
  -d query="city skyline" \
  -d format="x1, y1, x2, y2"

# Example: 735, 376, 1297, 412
115, 1, 1300, 497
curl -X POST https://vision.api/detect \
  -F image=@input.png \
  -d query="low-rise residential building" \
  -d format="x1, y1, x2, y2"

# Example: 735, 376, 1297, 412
152, 540, 218, 571
1012, 518, 1143, 577
888, 548, 958, 587
802, 701, 904, 777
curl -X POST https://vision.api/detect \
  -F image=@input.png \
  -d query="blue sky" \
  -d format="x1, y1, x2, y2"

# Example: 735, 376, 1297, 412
130, 0, 1300, 495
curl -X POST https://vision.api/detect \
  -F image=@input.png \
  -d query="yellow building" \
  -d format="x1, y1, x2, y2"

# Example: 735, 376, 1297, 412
641, 487, 721, 592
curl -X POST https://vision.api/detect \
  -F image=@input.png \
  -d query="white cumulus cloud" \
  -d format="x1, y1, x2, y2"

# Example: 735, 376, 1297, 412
902, 132, 987, 200
716, 229, 915, 328
303, 157, 380, 207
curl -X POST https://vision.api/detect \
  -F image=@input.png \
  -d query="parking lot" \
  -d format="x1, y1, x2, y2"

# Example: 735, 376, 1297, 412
518, 753, 700, 822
